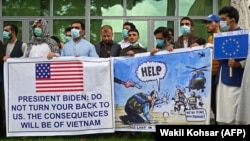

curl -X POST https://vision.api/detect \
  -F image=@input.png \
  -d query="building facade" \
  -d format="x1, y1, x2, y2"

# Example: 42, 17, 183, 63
0, 0, 233, 50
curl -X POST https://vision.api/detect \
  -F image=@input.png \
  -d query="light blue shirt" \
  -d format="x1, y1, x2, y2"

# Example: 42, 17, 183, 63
61, 39, 99, 57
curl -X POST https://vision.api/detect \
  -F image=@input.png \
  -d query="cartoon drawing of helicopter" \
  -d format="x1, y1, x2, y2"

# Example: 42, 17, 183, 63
185, 65, 209, 92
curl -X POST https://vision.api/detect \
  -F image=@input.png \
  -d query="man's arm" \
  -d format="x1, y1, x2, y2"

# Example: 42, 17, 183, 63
89, 44, 99, 58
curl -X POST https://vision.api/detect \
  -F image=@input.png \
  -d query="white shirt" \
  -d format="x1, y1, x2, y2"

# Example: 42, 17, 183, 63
29, 43, 51, 58
183, 40, 188, 48
6, 39, 27, 55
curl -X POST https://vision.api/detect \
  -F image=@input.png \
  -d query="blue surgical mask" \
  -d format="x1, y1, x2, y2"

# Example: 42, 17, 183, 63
34, 28, 42, 37
65, 36, 72, 43
220, 21, 230, 31
156, 39, 165, 47
122, 29, 128, 39
71, 28, 80, 38
3, 31, 10, 40
180, 25, 191, 35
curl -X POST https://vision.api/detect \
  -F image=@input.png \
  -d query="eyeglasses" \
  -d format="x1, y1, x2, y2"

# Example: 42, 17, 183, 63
180, 23, 190, 26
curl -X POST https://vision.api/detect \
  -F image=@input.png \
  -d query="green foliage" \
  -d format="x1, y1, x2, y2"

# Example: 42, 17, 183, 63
3, 0, 49, 16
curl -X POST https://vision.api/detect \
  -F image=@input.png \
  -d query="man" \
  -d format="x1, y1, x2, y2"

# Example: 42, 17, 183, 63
118, 22, 143, 49
119, 28, 146, 56
95, 25, 121, 58
150, 26, 174, 55
175, 17, 206, 48
64, 26, 72, 44
119, 90, 158, 124
61, 20, 98, 57
203, 13, 221, 124
216, 6, 245, 125
2, 24, 27, 61
23, 18, 60, 59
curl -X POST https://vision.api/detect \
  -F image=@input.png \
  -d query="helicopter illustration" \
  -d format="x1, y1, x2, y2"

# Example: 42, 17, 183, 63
185, 65, 209, 92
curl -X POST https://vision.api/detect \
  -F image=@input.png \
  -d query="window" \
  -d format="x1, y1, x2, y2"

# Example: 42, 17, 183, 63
3, 0, 50, 16
126, 0, 175, 16
90, 0, 123, 16
53, 0, 85, 16
218, 0, 231, 10
179, 0, 212, 16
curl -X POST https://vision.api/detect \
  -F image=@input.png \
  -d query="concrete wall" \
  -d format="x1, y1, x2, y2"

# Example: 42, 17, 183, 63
231, 0, 250, 29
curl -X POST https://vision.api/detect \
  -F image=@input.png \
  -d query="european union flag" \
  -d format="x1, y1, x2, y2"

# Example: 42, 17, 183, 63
214, 30, 249, 59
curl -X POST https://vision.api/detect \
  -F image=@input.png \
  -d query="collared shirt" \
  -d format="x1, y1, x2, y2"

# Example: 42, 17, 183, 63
61, 39, 98, 57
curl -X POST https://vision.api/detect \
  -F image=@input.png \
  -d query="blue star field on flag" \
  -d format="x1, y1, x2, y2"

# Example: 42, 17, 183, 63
214, 30, 249, 59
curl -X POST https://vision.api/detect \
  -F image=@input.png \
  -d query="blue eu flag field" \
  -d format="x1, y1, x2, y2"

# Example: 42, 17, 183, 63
214, 31, 249, 59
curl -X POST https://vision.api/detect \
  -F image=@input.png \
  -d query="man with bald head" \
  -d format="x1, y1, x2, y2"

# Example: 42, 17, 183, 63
95, 25, 121, 58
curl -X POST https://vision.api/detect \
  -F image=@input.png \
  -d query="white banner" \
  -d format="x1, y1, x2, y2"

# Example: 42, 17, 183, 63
4, 57, 114, 137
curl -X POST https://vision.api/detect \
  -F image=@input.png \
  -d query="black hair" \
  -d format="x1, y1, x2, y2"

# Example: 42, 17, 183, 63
7, 24, 18, 35
128, 28, 139, 36
71, 20, 85, 30
219, 6, 239, 23
50, 36, 61, 44
166, 27, 174, 36
123, 22, 136, 29
154, 26, 169, 38
65, 27, 72, 33
180, 16, 194, 27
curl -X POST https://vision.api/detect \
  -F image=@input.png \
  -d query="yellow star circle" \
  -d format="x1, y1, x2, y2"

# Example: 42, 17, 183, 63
221, 38, 240, 56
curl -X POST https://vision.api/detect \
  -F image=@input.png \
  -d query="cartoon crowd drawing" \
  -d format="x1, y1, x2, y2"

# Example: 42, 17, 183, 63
114, 48, 212, 130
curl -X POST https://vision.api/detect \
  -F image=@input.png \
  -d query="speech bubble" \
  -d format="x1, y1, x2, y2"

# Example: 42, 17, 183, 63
185, 108, 207, 121
136, 61, 167, 91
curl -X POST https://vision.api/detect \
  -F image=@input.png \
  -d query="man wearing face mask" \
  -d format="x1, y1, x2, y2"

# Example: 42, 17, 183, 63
150, 26, 174, 56
64, 27, 72, 44
203, 13, 221, 125
23, 19, 60, 59
215, 6, 245, 125
175, 17, 206, 49
119, 28, 146, 56
95, 25, 121, 58
61, 20, 98, 57
2, 24, 27, 61
118, 22, 143, 49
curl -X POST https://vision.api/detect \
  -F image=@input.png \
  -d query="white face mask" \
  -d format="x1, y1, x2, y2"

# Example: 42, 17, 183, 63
220, 21, 230, 31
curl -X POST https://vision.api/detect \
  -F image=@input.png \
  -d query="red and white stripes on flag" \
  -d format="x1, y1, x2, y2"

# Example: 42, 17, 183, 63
35, 61, 84, 93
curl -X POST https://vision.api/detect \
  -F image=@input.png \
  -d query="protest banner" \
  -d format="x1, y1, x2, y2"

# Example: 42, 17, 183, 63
114, 47, 212, 132
4, 57, 114, 137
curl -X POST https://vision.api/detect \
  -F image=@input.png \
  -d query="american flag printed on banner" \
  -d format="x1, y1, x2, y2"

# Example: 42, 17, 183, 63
35, 61, 84, 93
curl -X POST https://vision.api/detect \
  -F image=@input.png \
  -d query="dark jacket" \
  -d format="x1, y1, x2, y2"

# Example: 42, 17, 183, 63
119, 44, 147, 56
174, 34, 206, 48
95, 41, 121, 58
4, 40, 24, 57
